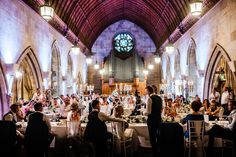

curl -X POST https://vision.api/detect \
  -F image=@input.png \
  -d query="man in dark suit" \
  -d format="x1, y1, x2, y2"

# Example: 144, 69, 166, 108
24, 102, 53, 157
144, 86, 163, 156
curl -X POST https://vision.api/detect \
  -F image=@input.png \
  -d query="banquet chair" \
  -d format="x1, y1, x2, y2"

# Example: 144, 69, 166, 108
111, 122, 134, 157
0, 121, 17, 157
66, 121, 82, 138
138, 136, 152, 148
221, 139, 233, 157
186, 120, 206, 157
66, 121, 95, 157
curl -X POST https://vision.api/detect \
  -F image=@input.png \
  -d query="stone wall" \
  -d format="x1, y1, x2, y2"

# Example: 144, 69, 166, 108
161, 0, 236, 100
0, 0, 87, 116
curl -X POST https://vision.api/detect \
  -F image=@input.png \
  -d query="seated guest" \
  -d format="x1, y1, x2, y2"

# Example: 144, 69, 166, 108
206, 99, 220, 118
32, 88, 44, 102
3, 104, 19, 123
3, 103, 24, 140
113, 105, 131, 155
164, 98, 176, 117
24, 102, 54, 157
224, 100, 234, 116
200, 99, 210, 114
207, 100, 236, 150
195, 95, 202, 107
84, 99, 126, 157
67, 102, 81, 136
181, 101, 204, 138
209, 88, 220, 103
67, 101, 80, 122
113, 105, 129, 139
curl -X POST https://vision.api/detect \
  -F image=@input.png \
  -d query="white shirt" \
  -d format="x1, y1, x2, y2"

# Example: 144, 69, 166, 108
209, 91, 220, 103
144, 95, 152, 116
221, 91, 229, 104
93, 109, 125, 123
224, 109, 236, 131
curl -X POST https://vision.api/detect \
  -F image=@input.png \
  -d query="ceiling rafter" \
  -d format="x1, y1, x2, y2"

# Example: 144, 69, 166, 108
23, 0, 220, 51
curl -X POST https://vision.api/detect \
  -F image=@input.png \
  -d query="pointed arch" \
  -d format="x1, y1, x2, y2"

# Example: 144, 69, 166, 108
186, 38, 198, 97
203, 44, 235, 99
12, 46, 43, 102
67, 52, 73, 95
187, 38, 197, 66
51, 40, 61, 96
0, 61, 8, 118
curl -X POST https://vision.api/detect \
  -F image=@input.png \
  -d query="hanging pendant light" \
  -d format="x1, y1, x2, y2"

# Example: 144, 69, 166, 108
71, 45, 80, 55
190, 0, 203, 16
165, 43, 174, 55
143, 69, 149, 75
40, 1, 54, 21
99, 69, 105, 75
154, 56, 161, 63
94, 60, 100, 69
71, 38, 80, 55
148, 64, 154, 70
86, 57, 92, 65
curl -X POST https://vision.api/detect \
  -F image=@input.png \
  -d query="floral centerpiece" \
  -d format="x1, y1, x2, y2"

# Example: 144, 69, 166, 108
80, 116, 88, 123
124, 115, 147, 123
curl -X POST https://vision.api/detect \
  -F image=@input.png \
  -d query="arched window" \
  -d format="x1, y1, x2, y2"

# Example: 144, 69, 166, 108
67, 53, 73, 95
187, 39, 198, 97
51, 42, 61, 97
174, 50, 181, 80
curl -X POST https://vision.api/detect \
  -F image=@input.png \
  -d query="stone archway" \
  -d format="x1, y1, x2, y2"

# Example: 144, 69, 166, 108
51, 41, 61, 97
0, 61, 8, 118
204, 44, 236, 99
12, 46, 43, 103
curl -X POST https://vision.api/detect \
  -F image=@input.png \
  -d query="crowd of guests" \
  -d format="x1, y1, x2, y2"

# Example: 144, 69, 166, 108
1, 85, 236, 157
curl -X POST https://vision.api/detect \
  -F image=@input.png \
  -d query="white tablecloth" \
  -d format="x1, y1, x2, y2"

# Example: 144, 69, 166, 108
18, 120, 229, 148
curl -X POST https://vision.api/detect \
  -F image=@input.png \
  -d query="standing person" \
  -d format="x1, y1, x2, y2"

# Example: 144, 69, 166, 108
221, 86, 230, 115
144, 86, 163, 156
84, 99, 126, 157
24, 102, 54, 157
151, 85, 158, 95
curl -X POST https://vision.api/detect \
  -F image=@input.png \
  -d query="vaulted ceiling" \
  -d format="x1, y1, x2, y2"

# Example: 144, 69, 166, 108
23, 0, 220, 51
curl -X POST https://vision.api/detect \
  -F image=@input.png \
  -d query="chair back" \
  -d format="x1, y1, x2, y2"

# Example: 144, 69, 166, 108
138, 136, 152, 148
66, 120, 81, 137
0, 120, 17, 156
111, 121, 126, 140
188, 120, 205, 142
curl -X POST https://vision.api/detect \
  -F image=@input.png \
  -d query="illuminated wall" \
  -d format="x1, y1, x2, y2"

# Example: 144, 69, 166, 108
161, 0, 236, 100
0, 0, 87, 113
